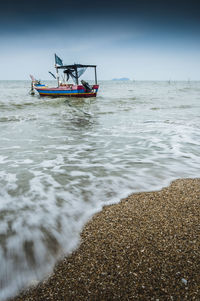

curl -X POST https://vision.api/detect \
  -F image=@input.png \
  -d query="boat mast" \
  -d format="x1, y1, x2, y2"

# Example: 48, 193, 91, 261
75, 66, 79, 85
54, 54, 60, 87
94, 66, 97, 85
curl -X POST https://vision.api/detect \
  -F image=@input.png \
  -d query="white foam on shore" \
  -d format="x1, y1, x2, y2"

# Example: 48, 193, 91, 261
0, 80, 200, 300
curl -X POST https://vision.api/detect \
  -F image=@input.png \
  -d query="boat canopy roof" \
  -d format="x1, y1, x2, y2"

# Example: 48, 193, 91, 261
56, 64, 97, 85
57, 64, 97, 69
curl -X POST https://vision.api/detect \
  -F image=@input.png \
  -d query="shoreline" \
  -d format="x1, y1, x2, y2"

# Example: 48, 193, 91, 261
12, 178, 200, 300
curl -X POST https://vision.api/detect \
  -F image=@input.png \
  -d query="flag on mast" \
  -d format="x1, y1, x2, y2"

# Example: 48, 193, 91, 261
55, 54, 63, 66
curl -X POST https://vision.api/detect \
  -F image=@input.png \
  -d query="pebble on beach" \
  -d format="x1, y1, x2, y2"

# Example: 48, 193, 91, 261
11, 178, 200, 300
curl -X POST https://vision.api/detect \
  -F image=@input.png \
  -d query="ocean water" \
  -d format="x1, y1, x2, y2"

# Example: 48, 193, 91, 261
0, 80, 200, 300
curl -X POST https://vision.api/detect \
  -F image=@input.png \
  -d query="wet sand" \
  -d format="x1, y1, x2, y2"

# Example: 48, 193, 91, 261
12, 178, 200, 300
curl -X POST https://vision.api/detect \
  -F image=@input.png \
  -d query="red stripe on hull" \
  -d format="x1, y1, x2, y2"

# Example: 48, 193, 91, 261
39, 93, 97, 98
35, 84, 99, 92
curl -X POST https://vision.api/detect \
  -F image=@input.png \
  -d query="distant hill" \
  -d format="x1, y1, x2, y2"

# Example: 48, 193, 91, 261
112, 77, 130, 81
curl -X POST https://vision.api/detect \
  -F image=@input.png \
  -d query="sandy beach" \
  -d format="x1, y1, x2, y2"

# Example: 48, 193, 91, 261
11, 178, 200, 300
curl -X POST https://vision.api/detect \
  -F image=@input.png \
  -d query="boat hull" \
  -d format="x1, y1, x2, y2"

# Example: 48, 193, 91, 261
34, 84, 99, 98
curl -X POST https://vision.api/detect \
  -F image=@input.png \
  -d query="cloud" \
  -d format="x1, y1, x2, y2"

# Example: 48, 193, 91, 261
0, 0, 200, 80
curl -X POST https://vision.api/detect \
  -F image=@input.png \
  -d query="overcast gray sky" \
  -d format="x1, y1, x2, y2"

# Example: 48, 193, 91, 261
0, 0, 200, 80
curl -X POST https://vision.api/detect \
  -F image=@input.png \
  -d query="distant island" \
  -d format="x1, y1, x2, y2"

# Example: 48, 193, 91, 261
112, 77, 130, 81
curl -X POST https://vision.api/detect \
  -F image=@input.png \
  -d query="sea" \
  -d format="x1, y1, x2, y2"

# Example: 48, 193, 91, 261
0, 80, 200, 300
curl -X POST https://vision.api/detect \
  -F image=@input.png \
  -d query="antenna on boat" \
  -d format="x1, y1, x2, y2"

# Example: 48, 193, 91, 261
49, 71, 56, 79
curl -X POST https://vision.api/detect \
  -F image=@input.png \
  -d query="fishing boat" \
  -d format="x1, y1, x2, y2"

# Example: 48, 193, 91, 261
31, 54, 99, 98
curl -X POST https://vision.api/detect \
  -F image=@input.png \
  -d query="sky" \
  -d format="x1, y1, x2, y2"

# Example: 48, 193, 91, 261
0, 0, 200, 80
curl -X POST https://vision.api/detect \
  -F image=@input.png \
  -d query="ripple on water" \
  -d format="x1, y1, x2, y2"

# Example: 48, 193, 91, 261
0, 80, 200, 300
